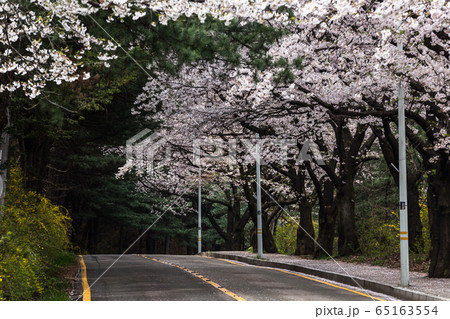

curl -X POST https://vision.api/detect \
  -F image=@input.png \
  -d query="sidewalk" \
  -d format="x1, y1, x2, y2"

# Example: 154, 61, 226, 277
203, 251, 450, 301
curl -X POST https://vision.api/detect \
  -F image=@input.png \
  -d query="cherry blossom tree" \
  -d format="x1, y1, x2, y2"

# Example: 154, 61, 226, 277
0, 0, 115, 101
0, 0, 118, 210
277, 0, 450, 277
129, 0, 450, 276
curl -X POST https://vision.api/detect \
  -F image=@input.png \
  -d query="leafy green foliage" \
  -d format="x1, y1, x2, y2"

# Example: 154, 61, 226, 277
359, 211, 400, 259
355, 157, 430, 268
0, 165, 71, 300
274, 217, 298, 255
38, 251, 77, 301
411, 195, 431, 265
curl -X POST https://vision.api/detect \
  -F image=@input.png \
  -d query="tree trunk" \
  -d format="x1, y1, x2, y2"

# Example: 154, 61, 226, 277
145, 232, 153, 254
0, 131, 8, 209
243, 179, 277, 253
337, 183, 359, 256
319, 120, 368, 257
428, 160, 450, 278
295, 196, 315, 255
384, 165, 426, 253
224, 233, 244, 251
147, 235, 156, 254
289, 167, 315, 256
223, 188, 245, 250
138, 234, 143, 253
88, 217, 98, 253
119, 225, 124, 252
314, 180, 337, 257
248, 202, 278, 253
261, 210, 278, 253
407, 174, 424, 252
375, 121, 425, 252
203, 183, 249, 251
164, 234, 170, 254
23, 137, 51, 193
0, 75, 9, 210
0, 74, 9, 132
79, 218, 90, 251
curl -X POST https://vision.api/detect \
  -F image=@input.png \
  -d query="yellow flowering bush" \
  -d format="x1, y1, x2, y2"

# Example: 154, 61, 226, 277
273, 216, 318, 255
274, 217, 299, 255
0, 165, 71, 300
359, 211, 400, 259
360, 196, 431, 265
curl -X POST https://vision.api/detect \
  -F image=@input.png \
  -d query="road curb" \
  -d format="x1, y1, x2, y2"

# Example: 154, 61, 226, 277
202, 252, 447, 301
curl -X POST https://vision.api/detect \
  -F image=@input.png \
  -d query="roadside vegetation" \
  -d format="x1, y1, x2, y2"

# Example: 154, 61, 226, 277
0, 165, 74, 300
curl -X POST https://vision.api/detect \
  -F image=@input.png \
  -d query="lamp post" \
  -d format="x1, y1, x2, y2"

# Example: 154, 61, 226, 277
255, 134, 263, 258
397, 41, 409, 287
198, 168, 202, 254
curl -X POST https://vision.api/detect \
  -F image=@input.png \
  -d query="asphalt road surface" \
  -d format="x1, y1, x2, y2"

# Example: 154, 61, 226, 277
81, 254, 387, 301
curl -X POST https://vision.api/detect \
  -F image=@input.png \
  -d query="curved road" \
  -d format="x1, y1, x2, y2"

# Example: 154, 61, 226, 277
80, 254, 388, 301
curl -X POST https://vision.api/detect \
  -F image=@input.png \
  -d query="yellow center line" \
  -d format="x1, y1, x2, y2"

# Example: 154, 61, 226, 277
139, 255, 246, 301
271, 268, 385, 301
78, 255, 91, 301
210, 256, 385, 301
217, 258, 242, 266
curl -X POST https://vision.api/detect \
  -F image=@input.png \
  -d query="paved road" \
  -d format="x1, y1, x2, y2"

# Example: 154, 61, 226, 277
81, 254, 386, 301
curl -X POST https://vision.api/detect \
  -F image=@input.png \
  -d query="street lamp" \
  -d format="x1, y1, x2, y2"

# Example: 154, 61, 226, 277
397, 41, 410, 287
198, 167, 202, 254
255, 134, 263, 258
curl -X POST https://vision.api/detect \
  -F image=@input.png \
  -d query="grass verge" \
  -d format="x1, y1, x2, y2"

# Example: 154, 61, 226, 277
38, 251, 78, 301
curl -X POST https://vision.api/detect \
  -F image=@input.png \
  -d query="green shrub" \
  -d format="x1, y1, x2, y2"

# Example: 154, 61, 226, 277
274, 217, 298, 255
39, 251, 77, 301
359, 211, 400, 259
410, 195, 431, 265
359, 195, 431, 266
0, 165, 71, 300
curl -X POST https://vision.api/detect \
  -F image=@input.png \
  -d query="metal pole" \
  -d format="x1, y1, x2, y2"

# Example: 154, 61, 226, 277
198, 168, 202, 254
255, 134, 263, 258
398, 42, 409, 286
